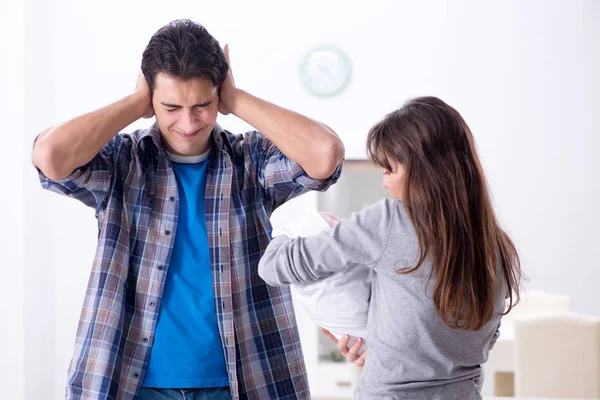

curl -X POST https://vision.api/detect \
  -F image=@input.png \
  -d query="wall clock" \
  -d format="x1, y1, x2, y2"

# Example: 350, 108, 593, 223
299, 46, 352, 97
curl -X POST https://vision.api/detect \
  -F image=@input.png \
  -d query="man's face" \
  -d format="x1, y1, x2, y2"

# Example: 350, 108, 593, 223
152, 72, 219, 156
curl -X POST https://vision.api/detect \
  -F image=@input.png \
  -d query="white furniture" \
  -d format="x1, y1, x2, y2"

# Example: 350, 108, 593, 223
502, 291, 571, 323
514, 312, 600, 399
485, 291, 572, 396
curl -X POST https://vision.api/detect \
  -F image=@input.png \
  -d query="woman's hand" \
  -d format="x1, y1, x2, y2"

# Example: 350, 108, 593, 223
320, 328, 367, 367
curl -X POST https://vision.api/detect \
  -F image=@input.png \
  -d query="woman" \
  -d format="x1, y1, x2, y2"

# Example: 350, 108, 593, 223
258, 97, 522, 399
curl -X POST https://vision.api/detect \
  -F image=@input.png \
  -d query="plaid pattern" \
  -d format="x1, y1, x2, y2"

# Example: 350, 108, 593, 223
37, 123, 342, 400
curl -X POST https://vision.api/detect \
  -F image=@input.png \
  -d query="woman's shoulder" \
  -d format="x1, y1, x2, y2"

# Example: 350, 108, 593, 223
342, 198, 407, 240
357, 197, 405, 221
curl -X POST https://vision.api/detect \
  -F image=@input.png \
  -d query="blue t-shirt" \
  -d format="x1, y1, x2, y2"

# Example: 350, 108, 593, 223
143, 150, 229, 388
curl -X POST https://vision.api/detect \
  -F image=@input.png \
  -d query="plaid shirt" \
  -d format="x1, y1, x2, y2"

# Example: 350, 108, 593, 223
38, 123, 342, 400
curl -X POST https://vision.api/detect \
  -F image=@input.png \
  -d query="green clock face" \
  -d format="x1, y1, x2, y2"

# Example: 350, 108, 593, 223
299, 46, 352, 97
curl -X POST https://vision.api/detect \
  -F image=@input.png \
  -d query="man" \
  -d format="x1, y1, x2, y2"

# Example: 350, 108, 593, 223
32, 19, 344, 400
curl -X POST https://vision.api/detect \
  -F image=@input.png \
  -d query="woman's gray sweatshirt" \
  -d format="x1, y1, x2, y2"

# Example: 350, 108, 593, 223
258, 198, 505, 400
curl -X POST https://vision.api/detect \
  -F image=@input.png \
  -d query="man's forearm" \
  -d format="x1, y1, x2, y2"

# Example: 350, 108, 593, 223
230, 89, 344, 179
33, 92, 149, 181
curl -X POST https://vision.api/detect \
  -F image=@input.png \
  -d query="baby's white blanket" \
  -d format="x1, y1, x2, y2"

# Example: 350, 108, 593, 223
273, 211, 371, 353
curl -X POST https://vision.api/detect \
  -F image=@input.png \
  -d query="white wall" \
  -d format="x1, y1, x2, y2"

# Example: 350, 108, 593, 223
11, 0, 600, 398
23, 0, 58, 398
0, 1, 26, 398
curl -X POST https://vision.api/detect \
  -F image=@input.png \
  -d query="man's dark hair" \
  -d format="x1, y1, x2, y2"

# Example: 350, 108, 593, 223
141, 19, 228, 92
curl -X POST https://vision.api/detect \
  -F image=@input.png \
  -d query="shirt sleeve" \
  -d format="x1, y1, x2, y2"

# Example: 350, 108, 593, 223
258, 199, 394, 286
34, 135, 119, 213
247, 131, 343, 214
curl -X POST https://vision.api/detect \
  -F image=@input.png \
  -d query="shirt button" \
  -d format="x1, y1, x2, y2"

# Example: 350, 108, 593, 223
142, 338, 149, 343
164, 230, 171, 236
169, 196, 175, 202
149, 301, 156, 307
134, 373, 140, 378
158, 265, 164, 271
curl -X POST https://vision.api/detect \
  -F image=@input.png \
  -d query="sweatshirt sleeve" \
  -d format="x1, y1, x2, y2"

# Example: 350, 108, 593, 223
258, 198, 397, 286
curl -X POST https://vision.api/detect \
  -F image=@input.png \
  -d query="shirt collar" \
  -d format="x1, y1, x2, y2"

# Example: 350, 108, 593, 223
166, 148, 211, 164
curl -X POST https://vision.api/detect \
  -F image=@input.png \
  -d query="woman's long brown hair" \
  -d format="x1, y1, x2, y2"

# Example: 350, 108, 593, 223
367, 97, 521, 330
